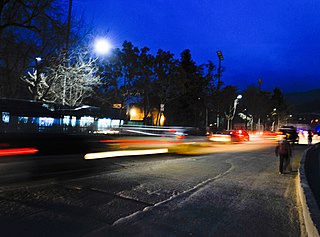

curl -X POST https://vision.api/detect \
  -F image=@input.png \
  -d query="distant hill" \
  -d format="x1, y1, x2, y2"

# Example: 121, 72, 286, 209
285, 89, 320, 113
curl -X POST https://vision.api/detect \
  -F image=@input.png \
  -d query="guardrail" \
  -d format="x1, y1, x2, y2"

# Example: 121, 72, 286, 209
298, 144, 320, 236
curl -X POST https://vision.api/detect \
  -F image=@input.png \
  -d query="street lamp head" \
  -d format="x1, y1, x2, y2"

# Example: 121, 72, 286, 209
35, 57, 42, 62
237, 95, 242, 99
93, 37, 112, 56
216, 50, 224, 60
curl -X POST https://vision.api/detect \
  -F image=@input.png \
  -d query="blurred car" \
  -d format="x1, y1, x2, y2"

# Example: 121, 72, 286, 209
276, 126, 299, 144
236, 129, 250, 141
164, 128, 188, 139
208, 130, 249, 143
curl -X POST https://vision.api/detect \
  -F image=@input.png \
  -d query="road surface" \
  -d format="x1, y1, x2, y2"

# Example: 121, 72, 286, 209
0, 140, 308, 237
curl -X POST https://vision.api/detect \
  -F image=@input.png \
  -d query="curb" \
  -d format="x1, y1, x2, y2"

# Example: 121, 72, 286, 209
298, 147, 320, 237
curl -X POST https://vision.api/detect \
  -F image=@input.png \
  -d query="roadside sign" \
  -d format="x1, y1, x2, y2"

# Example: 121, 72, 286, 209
160, 104, 164, 112
113, 104, 122, 109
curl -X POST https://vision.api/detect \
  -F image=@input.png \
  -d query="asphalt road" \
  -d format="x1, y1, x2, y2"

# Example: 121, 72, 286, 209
0, 140, 308, 237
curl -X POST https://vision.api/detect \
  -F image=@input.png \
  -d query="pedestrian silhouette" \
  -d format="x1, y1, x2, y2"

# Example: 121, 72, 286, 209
307, 129, 313, 146
275, 135, 292, 174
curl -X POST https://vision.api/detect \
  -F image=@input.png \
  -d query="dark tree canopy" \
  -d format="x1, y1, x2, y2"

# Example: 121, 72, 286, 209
0, 0, 85, 98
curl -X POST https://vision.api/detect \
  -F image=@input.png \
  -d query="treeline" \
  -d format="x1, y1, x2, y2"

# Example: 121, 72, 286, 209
0, 1, 289, 129
90, 41, 289, 128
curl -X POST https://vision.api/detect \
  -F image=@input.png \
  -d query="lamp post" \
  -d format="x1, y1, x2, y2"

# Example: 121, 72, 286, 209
243, 108, 248, 130
226, 94, 242, 130
216, 50, 224, 91
34, 57, 42, 101
216, 50, 224, 128
271, 108, 279, 131
273, 108, 280, 130
232, 95, 242, 129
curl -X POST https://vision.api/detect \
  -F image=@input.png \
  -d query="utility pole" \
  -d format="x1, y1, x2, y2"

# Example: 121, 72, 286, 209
66, 0, 73, 54
63, 0, 73, 106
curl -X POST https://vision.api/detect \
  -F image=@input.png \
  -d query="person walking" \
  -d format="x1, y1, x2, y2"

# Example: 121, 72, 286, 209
307, 129, 313, 146
275, 135, 292, 174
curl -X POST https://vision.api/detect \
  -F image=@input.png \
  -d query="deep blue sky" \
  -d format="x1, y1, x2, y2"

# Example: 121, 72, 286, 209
74, 0, 320, 93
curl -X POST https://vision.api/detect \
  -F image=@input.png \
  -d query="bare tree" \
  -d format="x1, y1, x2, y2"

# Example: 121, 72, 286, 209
0, 0, 87, 99
22, 48, 100, 106
21, 69, 50, 101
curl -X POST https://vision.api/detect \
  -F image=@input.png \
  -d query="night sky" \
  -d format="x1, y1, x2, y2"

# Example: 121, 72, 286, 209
74, 0, 320, 93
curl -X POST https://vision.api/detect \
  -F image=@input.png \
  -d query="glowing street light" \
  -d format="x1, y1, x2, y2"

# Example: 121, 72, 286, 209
93, 38, 112, 56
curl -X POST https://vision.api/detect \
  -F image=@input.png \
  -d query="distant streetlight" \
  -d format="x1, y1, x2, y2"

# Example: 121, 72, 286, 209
93, 38, 112, 56
216, 50, 224, 91
216, 50, 224, 128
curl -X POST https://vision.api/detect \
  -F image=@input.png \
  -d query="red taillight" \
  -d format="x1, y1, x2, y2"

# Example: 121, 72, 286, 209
0, 148, 38, 156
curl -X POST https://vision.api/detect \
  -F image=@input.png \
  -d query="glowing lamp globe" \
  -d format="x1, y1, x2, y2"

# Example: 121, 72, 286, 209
94, 38, 112, 55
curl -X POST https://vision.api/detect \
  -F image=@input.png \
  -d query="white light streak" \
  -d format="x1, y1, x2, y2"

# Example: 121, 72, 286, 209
84, 148, 169, 160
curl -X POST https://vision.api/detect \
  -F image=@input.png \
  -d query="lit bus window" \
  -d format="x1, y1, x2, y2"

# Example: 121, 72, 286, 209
39, 117, 54, 126
2, 112, 10, 123
18, 116, 28, 123
63, 115, 70, 125
111, 119, 121, 127
98, 118, 111, 129
80, 116, 94, 127
71, 116, 76, 127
